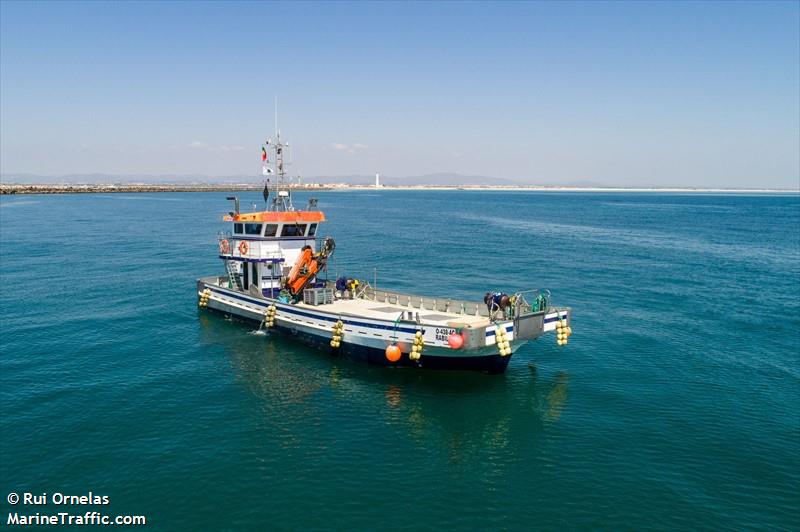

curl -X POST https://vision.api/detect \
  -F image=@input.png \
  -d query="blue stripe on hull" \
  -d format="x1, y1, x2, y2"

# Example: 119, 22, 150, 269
207, 285, 422, 334
206, 284, 548, 340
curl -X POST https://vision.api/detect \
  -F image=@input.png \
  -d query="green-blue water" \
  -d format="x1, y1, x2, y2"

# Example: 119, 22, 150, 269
1, 191, 798, 530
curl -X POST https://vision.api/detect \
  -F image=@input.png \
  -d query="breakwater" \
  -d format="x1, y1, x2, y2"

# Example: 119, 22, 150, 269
0, 184, 331, 195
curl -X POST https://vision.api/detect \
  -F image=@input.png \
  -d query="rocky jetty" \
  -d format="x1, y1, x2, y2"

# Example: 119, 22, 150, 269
0, 184, 331, 195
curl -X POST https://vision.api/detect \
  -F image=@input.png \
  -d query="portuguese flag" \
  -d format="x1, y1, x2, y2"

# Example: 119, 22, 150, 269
261, 146, 268, 161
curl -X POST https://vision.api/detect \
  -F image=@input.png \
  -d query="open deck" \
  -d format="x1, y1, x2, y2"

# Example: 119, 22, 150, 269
295, 296, 492, 328
203, 275, 552, 329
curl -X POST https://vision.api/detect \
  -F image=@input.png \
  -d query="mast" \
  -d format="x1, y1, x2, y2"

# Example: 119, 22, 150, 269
266, 97, 293, 212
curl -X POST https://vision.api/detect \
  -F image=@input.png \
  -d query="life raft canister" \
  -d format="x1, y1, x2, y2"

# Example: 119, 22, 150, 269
219, 239, 230, 254
238, 241, 249, 255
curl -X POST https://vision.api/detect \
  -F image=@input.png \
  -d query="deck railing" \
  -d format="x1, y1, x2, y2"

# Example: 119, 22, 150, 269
353, 285, 490, 317
352, 284, 551, 318
217, 235, 285, 261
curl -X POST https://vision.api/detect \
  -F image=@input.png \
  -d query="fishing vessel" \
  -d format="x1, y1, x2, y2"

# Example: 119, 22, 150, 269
196, 131, 572, 374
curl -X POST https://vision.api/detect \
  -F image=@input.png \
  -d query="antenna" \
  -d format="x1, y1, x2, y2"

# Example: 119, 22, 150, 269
263, 96, 294, 212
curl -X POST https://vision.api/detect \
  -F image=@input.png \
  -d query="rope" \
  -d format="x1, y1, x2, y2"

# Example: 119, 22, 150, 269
390, 312, 403, 340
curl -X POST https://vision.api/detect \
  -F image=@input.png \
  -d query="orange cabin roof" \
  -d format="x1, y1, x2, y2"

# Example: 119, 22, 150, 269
222, 211, 326, 223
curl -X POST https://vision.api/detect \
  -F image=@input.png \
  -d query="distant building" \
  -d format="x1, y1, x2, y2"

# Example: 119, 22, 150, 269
375, 172, 381, 188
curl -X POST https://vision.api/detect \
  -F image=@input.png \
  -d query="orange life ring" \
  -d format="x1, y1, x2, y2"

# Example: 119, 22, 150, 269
219, 239, 230, 254
238, 241, 249, 255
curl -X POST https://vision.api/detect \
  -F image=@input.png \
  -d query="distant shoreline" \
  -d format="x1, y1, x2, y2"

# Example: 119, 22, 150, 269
0, 184, 331, 195
340, 185, 799, 193
1, 183, 797, 195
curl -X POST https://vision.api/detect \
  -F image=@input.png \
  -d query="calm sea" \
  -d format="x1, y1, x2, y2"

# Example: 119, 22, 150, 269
1, 191, 798, 530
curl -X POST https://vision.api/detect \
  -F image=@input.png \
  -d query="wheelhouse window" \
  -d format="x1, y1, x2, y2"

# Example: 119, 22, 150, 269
244, 223, 263, 235
280, 224, 307, 237
263, 224, 278, 237
308, 223, 318, 237
234, 223, 243, 234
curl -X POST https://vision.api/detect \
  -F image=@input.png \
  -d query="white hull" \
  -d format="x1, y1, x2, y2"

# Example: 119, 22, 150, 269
197, 276, 570, 373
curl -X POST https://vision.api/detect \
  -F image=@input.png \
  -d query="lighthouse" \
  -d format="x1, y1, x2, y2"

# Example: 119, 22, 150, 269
375, 172, 381, 188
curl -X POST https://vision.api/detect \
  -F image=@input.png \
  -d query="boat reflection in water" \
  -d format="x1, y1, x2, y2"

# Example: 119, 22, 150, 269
198, 312, 570, 464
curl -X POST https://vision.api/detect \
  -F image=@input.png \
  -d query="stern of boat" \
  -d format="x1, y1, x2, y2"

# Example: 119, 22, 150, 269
511, 289, 572, 346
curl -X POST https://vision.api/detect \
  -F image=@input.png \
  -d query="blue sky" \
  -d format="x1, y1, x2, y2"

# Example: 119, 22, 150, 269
1, 1, 798, 187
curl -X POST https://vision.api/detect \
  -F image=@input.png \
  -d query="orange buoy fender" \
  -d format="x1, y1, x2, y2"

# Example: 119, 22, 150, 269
219, 239, 230, 254
238, 241, 249, 255
447, 333, 464, 349
385, 345, 402, 363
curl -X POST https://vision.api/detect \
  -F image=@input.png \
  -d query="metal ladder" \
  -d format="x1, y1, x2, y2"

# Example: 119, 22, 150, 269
224, 259, 242, 290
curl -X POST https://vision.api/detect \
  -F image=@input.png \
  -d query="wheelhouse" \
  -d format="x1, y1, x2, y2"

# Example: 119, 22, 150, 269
219, 206, 326, 297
